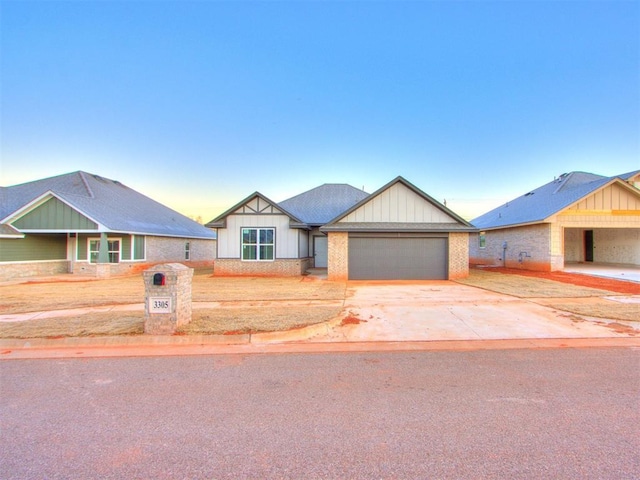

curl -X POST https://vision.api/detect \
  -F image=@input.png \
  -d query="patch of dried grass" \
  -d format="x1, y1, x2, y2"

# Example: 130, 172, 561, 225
0, 271, 346, 315
0, 305, 344, 339
177, 306, 342, 335
546, 303, 639, 322
0, 313, 144, 339
457, 269, 615, 298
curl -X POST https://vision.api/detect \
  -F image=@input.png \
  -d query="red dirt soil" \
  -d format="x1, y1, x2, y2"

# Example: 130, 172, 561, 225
481, 267, 640, 295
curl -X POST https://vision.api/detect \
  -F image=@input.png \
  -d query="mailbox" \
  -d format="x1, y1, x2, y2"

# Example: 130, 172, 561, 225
143, 263, 193, 335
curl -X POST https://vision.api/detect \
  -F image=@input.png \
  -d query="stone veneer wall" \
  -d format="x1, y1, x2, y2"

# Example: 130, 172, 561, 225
448, 232, 469, 279
214, 258, 311, 276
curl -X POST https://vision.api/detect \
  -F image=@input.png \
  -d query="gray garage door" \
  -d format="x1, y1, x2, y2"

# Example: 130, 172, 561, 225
348, 236, 448, 280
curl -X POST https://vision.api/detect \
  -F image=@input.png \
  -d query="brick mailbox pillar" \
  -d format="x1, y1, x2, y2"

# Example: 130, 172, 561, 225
143, 263, 193, 335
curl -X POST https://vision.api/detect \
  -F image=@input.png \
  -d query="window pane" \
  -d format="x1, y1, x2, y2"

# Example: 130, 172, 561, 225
242, 245, 257, 260
133, 236, 145, 259
243, 229, 257, 244
260, 245, 274, 260
260, 229, 274, 244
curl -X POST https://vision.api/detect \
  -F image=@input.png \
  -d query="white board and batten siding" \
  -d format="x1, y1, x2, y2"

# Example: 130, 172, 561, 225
216, 196, 304, 260
340, 182, 458, 224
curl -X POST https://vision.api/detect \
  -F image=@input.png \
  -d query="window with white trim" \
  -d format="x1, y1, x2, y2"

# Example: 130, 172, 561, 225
185, 242, 190, 260
479, 232, 486, 249
242, 228, 274, 261
89, 239, 121, 263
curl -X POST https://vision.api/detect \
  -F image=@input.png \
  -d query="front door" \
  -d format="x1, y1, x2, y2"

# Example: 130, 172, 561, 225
314, 236, 328, 268
584, 230, 594, 262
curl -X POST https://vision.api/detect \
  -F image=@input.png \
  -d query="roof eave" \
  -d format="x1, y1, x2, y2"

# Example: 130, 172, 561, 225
320, 225, 478, 233
475, 219, 548, 231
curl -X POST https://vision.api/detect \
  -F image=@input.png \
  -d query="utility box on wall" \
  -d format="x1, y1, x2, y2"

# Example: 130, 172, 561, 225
143, 263, 193, 335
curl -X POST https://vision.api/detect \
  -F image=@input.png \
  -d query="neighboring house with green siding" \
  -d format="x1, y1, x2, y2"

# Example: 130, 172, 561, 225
1, 171, 216, 281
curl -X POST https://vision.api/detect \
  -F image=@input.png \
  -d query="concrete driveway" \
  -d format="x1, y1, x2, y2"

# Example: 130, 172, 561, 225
305, 282, 637, 343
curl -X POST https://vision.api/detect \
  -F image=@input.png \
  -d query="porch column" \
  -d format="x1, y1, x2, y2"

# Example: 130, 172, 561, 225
98, 232, 109, 263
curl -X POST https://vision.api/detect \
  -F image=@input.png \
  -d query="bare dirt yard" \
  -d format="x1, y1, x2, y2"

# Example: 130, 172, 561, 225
0, 267, 638, 339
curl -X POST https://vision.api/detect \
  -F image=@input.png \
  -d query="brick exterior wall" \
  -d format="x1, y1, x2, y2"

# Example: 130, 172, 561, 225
471, 214, 640, 272
557, 213, 640, 266
327, 232, 349, 281
0, 260, 69, 281
448, 232, 469, 279
469, 224, 553, 271
145, 236, 215, 263
214, 258, 311, 276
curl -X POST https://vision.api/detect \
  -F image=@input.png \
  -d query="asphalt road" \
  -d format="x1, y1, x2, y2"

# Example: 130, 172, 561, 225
2, 348, 639, 479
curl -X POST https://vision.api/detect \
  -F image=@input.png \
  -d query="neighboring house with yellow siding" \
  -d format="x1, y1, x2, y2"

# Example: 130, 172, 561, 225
470, 170, 640, 271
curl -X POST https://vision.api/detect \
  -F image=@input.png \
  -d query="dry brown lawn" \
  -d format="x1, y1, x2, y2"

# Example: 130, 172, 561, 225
0, 270, 346, 338
456, 269, 616, 297
0, 313, 145, 338
0, 268, 637, 339
0, 269, 345, 314
457, 269, 639, 323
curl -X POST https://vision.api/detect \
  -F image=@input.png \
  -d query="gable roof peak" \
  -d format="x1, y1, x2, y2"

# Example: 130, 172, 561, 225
206, 190, 306, 228
324, 175, 473, 228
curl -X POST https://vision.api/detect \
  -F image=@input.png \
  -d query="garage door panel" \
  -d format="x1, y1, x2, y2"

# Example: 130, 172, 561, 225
349, 237, 447, 280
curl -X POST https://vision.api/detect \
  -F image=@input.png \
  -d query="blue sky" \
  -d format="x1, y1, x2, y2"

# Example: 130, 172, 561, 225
1, 1, 638, 222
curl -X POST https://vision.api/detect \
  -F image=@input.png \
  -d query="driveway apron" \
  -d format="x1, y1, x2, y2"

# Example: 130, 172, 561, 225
312, 282, 634, 342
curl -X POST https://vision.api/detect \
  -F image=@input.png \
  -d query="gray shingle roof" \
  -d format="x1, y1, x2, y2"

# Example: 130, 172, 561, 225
278, 184, 370, 225
471, 170, 640, 230
1, 171, 216, 239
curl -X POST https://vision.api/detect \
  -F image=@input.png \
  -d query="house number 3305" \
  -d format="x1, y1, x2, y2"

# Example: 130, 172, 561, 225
149, 297, 171, 313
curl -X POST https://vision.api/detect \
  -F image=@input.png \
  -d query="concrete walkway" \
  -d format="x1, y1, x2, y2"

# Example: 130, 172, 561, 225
564, 263, 640, 283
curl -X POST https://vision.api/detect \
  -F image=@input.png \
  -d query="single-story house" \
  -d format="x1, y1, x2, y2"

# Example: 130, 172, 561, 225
206, 176, 476, 280
0, 171, 216, 281
469, 170, 640, 271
